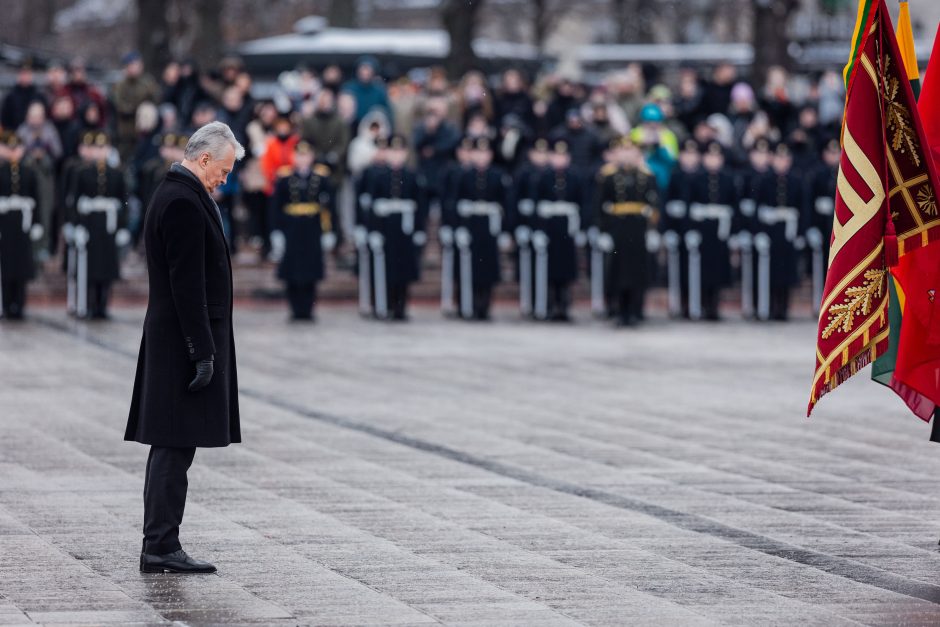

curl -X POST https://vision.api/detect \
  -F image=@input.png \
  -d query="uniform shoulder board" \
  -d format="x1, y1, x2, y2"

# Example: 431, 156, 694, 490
276, 165, 294, 178
313, 163, 331, 177
599, 163, 618, 178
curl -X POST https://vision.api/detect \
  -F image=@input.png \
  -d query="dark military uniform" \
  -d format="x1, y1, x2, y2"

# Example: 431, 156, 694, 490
0, 133, 41, 319
449, 137, 510, 320
661, 139, 700, 317
270, 150, 338, 320
533, 141, 590, 320
806, 139, 839, 293
66, 133, 128, 319
732, 138, 773, 319
594, 157, 659, 325
506, 139, 549, 318
686, 141, 736, 320
438, 138, 474, 315
361, 136, 428, 320
754, 143, 807, 321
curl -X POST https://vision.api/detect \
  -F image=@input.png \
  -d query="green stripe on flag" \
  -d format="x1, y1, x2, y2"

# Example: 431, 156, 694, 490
845, 0, 875, 90
871, 276, 902, 386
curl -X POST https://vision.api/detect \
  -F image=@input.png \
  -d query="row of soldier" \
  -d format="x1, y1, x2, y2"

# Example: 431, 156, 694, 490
0, 130, 127, 319
0, 125, 835, 324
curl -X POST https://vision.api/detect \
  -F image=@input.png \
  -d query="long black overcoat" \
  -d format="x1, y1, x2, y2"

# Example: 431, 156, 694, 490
125, 168, 240, 448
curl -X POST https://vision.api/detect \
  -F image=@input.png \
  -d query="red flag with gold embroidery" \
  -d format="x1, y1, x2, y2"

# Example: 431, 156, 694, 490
808, 0, 940, 416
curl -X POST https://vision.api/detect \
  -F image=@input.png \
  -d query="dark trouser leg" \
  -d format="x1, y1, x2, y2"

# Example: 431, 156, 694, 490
472, 285, 491, 320
390, 283, 408, 320
771, 287, 790, 321
2, 281, 26, 319
91, 282, 111, 318
551, 283, 570, 320
630, 287, 645, 321
143, 446, 197, 556
703, 288, 720, 320
287, 282, 314, 319
617, 289, 631, 325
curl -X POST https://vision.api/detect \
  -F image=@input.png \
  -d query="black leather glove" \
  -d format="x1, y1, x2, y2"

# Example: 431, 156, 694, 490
188, 356, 214, 392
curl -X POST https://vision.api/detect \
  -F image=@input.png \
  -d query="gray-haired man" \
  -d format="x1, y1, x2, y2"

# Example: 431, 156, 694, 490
125, 121, 245, 573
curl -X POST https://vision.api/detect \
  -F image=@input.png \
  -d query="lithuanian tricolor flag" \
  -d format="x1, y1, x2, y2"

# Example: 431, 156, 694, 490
869, 0, 935, 420
809, 0, 940, 416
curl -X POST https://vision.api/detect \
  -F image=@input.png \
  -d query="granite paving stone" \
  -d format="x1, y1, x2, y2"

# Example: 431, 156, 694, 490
3, 305, 940, 624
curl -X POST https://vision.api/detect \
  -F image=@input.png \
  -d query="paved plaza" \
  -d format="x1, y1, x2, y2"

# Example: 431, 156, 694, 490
3, 305, 940, 625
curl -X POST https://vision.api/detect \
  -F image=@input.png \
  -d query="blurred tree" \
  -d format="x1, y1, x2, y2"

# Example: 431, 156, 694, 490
752, 0, 800, 78
531, 0, 571, 55
329, 0, 358, 28
190, 0, 225, 68
611, 0, 658, 44
441, 0, 485, 79
136, 1, 171, 71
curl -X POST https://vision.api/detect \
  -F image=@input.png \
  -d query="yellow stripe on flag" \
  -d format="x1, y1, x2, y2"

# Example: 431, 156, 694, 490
897, 1, 920, 81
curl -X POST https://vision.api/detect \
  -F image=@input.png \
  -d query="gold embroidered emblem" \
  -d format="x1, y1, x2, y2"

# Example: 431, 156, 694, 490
917, 186, 937, 216
880, 57, 921, 167
822, 268, 887, 339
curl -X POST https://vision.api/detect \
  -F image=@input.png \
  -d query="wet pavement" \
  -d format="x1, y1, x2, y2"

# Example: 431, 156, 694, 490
2, 304, 940, 625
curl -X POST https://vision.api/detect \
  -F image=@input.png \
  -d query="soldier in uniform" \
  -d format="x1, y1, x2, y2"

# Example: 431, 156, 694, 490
661, 138, 700, 317
754, 142, 805, 321
65, 132, 129, 319
806, 138, 839, 303
0, 132, 42, 319
507, 138, 550, 318
449, 136, 511, 321
686, 140, 736, 320
732, 137, 774, 319
437, 136, 475, 315
533, 139, 590, 321
594, 136, 659, 326
353, 136, 387, 316
269, 141, 338, 321
361, 135, 428, 320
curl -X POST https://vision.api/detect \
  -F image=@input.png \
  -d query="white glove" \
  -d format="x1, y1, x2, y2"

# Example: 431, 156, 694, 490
794, 235, 806, 251
586, 226, 600, 247
438, 225, 454, 247
62, 223, 75, 245
514, 225, 532, 246
645, 229, 661, 253
597, 233, 615, 253
321, 231, 337, 251
353, 225, 368, 248
498, 232, 512, 252
30, 223, 44, 242
115, 228, 131, 247
269, 230, 286, 261
574, 231, 588, 247
412, 231, 428, 246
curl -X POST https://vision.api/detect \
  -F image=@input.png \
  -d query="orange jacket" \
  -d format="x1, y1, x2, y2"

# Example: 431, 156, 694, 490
259, 134, 299, 195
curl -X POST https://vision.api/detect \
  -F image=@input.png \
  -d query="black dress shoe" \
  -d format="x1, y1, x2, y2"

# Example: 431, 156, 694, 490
140, 549, 216, 574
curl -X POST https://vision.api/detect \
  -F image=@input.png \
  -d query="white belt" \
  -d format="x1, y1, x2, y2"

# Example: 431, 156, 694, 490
457, 199, 503, 236
665, 200, 686, 219
0, 195, 36, 233
757, 205, 800, 241
814, 197, 834, 215
77, 195, 122, 234
689, 202, 732, 241
373, 198, 417, 234
536, 200, 580, 236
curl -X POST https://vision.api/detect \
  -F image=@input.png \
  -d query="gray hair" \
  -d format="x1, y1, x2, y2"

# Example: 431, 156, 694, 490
184, 121, 245, 161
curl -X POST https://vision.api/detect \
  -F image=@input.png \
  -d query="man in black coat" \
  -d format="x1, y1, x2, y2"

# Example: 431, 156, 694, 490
125, 121, 244, 574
